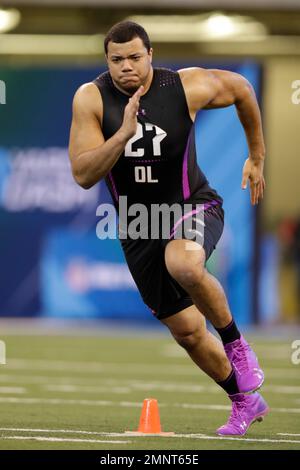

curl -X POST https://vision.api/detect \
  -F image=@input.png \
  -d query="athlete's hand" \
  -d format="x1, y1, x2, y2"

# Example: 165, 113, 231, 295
119, 86, 144, 140
241, 157, 266, 205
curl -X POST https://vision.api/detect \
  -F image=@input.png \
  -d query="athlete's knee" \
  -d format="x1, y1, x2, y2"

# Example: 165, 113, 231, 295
165, 240, 206, 289
163, 305, 207, 351
173, 326, 205, 351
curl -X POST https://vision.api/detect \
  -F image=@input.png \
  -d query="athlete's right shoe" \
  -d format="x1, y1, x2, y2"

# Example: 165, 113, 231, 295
216, 392, 269, 436
224, 335, 264, 393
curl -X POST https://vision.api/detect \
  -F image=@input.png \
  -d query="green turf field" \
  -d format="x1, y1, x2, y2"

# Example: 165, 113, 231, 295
0, 330, 299, 450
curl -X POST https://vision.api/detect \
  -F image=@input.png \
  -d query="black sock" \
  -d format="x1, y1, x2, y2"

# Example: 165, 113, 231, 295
215, 319, 241, 345
217, 370, 240, 395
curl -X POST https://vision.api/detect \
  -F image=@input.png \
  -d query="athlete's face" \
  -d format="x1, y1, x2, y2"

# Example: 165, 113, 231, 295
106, 37, 153, 94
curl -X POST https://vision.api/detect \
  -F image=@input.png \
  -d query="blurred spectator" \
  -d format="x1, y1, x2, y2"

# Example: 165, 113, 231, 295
292, 217, 300, 313
278, 217, 297, 262
278, 216, 300, 319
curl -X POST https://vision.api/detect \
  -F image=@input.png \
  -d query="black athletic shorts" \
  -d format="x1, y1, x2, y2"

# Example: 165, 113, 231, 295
120, 200, 224, 320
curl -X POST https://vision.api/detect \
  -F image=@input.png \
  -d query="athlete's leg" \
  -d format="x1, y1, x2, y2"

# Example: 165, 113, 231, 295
161, 304, 232, 382
164, 239, 264, 394
161, 303, 269, 436
165, 239, 231, 328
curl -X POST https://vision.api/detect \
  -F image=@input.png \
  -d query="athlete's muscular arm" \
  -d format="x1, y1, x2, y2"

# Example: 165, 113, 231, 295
179, 67, 265, 205
69, 83, 143, 189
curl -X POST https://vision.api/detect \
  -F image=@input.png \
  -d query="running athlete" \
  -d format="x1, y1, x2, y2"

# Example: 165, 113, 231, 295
69, 21, 269, 436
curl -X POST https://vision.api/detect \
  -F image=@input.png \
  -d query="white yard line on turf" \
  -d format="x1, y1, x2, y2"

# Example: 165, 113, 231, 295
0, 436, 131, 444
3, 359, 197, 376
44, 385, 131, 394
0, 428, 130, 435
0, 387, 26, 394
42, 384, 300, 395
1, 373, 300, 395
0, 397, 300, 414
0, 374, 290, 387
179, 435, 300, 444
0, 429, 300, 445
42, 384, 217, 394
163, 344, 298, 362
278, 433, 300, 436
6, 359, 300, 379
0, 377, 295, 391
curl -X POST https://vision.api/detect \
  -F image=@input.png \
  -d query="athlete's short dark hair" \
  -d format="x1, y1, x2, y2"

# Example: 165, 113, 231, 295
104, 21, 151, 55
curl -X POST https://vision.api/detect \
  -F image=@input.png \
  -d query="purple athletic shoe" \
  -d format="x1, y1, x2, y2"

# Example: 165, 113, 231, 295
224, 335, 264, 393
217, 392, 269, 436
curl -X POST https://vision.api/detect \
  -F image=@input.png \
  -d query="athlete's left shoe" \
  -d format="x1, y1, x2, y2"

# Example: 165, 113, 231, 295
216, 392, 269, 436
224, 335, 264, 393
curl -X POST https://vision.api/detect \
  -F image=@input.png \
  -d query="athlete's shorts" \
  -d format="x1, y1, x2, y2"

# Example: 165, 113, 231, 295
120, 200, 224, 320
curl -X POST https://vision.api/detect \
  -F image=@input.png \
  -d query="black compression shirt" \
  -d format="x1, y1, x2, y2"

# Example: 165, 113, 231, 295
93, 67, 222, 209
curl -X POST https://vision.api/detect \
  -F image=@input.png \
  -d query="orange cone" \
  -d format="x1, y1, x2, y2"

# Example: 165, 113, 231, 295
125, 398, 175, 436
